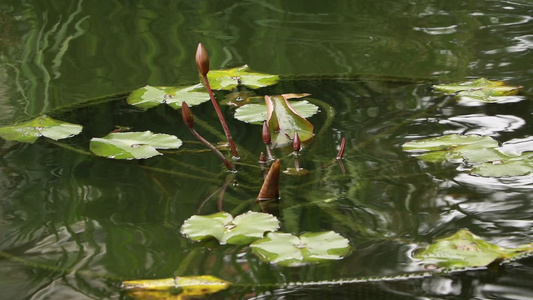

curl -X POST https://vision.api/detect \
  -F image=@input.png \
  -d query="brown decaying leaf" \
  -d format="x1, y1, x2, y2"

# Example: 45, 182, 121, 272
257, 159, 280, 201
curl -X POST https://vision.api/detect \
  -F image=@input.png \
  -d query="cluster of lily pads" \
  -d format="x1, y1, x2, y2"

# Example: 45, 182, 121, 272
180, 211, 351, 267
0, 64, 319, 160
401, 79, 529, 177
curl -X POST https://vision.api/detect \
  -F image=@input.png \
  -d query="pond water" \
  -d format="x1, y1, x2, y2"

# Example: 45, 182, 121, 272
1, 1, 532, 299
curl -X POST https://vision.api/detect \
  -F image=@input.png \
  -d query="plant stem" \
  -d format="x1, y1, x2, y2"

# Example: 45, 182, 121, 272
201, 74, 239, 158
188, 126, 234, 170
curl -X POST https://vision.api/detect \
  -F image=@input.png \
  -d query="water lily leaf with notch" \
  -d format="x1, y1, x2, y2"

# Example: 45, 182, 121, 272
207, 65, 280, 91
234, 100, 319, 124
433, 78, 522, 102
180, 211, 280, 245
250, 231, 350, 267
415, 229, 533, 269
90, 131, 182, 159
127, 84, 209, 109
266, 95, 314, 148
0, 115, 82, 143
402, 134, 500, 163
122, 275, 231, 299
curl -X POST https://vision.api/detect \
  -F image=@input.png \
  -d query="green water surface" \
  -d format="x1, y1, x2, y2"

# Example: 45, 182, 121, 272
0, 1, 532, 299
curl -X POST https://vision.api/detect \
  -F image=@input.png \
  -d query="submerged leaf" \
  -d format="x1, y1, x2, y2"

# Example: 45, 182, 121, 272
415, 229, 533, 269
122, 275, 231, 299
0, 115, 82, 143
266, 95, 315, 148
433, 78, 522, 102
90, 131, 182, 159
127, 84, 210, 109
207, 65, 279, 91
180, 211, 280, 245
250, 231, 350, 266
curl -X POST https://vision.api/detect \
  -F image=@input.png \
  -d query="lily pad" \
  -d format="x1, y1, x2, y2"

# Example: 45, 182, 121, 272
234, 100, 319, 124
207, 65, 280, 91
180, 211, 280, 245
472, 153, 533, 177
250, 231, 350, 266
0, 115, 82, 143
402, 134, 533, 177
433, 78, 522, 102
127, 84, 210, 109
90, 131, 182, 159
122, 275, 231, 298
266, 95, 315, 148
415, 229, 533, 269
402, 134, 500, 163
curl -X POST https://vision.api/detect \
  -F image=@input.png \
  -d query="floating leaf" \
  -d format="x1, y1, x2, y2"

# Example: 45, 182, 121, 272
250, 231, 350, 266
402, 134, 499, 163
433, 78, 522, 102
415, 229, 533, 269
234, 100, 319, 124
122, 275, 231, 299
180, 211, 280, 245
471, 153, 533, 177
266, 95, 314, 148
90, 131, 182, 159
0, 115, 82, 143
402, 134, 533, 177
207, 65, 279, 91
127, 84, 210, 109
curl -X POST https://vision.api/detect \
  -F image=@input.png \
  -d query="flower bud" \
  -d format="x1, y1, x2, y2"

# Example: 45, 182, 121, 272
181, 101, 194, 128
195, 43, 210, 76
262, 122, 271, 145
293, 132, 301, 152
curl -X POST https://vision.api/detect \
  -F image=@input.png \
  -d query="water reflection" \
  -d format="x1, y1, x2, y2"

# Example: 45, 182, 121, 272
442, 114, 525, 136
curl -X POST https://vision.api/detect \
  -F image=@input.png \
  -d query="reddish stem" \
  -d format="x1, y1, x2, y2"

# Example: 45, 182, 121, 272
201, 74, 239, 158
336, 137, 346, 160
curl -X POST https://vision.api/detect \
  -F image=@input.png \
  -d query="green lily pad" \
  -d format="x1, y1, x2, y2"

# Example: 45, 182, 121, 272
234, 100, 319, 124
402, 134, 533, 177
127, 84, 210, 109
415, 229, 533, 269
266, 95, 314, 148
90, 131, 182, 159
472, 153, 533, 177
180, 211, 280, 245
402, 134, 499, 163
433, 78, 522, 102
250, 231, 350, 266
0, 115, 82, 143
207, 65, 279, 91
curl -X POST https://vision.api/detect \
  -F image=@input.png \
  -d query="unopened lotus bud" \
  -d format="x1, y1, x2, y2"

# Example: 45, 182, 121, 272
195, 43, 210, 76
259, 152, 266, 163
181, 101, 194, 128
293, 132, 301, 152
262, 122, 271, 145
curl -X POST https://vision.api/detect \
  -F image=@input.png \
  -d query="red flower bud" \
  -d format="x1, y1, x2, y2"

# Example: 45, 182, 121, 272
293, 132, 301, 152
195, 43, 210, 76
259, 152, 266, 163
262, 122, 271, 145
181, 101, 194, 128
